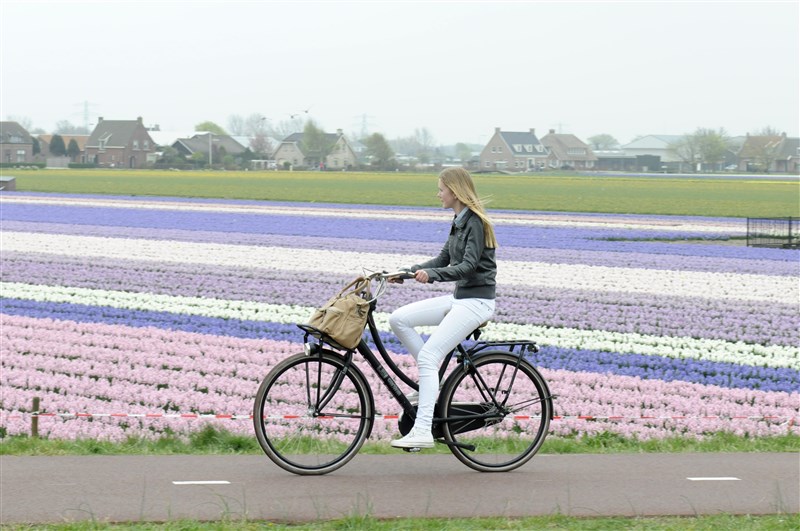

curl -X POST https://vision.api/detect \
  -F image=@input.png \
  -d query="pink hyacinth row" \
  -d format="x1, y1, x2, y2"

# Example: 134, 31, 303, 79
1, 315, 795, 442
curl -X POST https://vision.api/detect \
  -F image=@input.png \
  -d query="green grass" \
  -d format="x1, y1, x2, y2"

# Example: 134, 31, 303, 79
2, 514, 798, 530
2, 426, 797, 456
4, 168, 799, 217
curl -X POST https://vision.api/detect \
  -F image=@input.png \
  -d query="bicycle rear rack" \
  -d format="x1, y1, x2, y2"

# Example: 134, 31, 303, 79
467, 340, 539, 356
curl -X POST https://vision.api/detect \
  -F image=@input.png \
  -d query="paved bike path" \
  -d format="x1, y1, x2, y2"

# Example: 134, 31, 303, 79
1, 453, 797, 524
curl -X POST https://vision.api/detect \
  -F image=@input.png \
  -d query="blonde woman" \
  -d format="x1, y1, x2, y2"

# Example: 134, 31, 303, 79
389, 167, 498, 449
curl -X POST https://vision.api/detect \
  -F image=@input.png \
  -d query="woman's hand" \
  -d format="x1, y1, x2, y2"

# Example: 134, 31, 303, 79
414, 269, 430, 283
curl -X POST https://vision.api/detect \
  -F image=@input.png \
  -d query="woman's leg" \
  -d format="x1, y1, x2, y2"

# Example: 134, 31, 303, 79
388, 295, 454, 360
413, 298, 495, 434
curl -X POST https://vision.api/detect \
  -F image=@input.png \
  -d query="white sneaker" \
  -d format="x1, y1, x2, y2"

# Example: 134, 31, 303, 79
391, 427, 434, 449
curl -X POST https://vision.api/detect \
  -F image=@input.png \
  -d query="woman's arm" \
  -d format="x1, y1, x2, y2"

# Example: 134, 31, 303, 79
426, 222, 484, 282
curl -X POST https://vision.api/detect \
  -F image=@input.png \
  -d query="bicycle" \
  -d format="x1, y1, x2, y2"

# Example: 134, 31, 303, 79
253, 270, 555, 475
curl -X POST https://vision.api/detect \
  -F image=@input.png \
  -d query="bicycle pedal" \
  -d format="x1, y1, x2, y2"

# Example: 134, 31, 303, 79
402, 447, 422, 453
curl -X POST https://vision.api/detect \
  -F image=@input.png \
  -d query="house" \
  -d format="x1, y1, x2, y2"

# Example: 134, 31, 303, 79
737, 133, 799, 173
0, 121, 34, 164
620, 135, 685, 172
774, 136, 800, 174
85, 117, 156, 168
147, 130, 195, 149
593, 150, 638, 172
38, 134, 90, 163
272, 129, 357, 170
172, 133, 247, 165
539, 130, 598, 170
478, 128, 548, 172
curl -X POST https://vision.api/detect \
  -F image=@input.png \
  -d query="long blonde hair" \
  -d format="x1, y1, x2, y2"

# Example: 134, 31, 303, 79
439, 167, 498, 249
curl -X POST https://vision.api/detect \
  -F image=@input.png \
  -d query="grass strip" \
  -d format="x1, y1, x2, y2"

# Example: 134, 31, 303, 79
2, 426, 798, 456
1, 514, 798, 530
5, 169, 799, 217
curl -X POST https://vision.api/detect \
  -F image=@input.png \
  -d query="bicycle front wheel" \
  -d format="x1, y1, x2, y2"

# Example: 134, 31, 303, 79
253, 351, 374, 475
440, 352, 551, 472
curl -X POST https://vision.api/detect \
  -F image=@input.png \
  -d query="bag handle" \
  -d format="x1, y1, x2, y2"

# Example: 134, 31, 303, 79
337, 276, 371, 299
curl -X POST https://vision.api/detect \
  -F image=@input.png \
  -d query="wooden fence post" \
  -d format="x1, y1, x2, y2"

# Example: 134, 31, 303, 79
31, 396, 40, 438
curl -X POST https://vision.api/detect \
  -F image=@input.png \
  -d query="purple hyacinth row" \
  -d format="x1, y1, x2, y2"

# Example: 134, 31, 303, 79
2, 314, 796, 442
3, 252, 797, 347
1, 306, 796, 396
3, 201, 797, 262
4, 220, 798, 276
1, 193, 797, 443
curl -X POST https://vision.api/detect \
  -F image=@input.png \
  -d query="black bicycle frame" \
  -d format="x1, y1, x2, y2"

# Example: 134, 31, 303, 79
300, 304, 549, 428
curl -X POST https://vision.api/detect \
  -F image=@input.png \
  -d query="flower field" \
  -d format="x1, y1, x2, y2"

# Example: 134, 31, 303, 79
1, 192, 798, 443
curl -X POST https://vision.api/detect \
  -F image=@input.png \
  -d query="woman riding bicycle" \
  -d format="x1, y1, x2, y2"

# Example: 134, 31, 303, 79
389, 167, 498, 449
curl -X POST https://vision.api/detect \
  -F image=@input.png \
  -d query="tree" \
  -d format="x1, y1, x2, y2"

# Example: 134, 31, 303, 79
6, 115, 33, 130
754, 126, 781, 136
269, 116, 304, 140
227, 115, 246, 135
49, 134, 67, 156
363, 133, 395, 170
54, 120, 88, 134
668, 134, 700, 172
390, 135, 421, 158
189, 151, 206, 166
67, 139, 80, 160
157, 146, 186, 165
670, 128, 731, 171
694, 128, 730, 169
194, 121, 227, 135
301, 120, 333, 167
415, 127, 435, 163
454, 142, 473, 162
244, 114, 268, 137
249, 133, 272, 156
587, 134, 619, 151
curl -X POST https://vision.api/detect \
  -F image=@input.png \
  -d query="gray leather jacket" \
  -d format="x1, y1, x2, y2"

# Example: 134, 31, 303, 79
411, 209, 497, 299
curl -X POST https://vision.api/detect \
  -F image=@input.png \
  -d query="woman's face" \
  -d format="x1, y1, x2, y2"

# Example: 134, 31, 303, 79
437, 180, 459, 210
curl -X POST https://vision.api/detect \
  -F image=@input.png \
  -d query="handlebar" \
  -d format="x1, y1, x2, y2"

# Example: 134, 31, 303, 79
363, 269, 414, 303
381, 270, 415, 281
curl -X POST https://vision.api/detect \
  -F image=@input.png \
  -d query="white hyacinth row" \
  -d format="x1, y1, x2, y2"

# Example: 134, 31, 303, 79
3, 231, 794, 304
3, 281, 797, 370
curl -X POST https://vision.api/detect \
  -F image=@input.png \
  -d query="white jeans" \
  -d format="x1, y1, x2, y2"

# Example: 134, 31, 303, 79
388, 295, 495, 434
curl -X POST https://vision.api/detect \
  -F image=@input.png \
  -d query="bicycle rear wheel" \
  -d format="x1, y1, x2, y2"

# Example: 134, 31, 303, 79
440, 352, 551, 472
253, 351, 374, 475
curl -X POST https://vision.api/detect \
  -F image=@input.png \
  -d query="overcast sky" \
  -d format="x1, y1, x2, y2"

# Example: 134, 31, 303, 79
2, 0, 798, 146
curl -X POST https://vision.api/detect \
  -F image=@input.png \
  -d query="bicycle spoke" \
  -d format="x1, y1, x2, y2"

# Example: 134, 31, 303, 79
441, 353, 551, 472
254, 353, 373, 475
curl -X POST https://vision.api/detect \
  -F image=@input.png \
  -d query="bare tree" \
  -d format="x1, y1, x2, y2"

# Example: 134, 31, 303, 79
249, 134, 273, 156
6, 115, 33, 130
415, 127, 436, 162
268, 116, 304, 140
668, 135, 701, 172
227, 114, 246, 135
54, 120, 88, 134
244, 114, 268, 136
754, 125, 781, 136
587, 133, 619, 150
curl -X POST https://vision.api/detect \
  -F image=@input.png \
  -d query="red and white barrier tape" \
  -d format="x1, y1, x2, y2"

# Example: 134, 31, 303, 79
4, 412, 797, 423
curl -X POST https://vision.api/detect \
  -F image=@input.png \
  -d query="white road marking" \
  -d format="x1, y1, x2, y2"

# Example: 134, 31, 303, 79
687, 477, 741, 481
172, 480, 231, 485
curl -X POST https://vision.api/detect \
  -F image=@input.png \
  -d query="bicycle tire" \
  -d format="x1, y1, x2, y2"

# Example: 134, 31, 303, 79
253, 351, 374, 475
439, 351, 551, 472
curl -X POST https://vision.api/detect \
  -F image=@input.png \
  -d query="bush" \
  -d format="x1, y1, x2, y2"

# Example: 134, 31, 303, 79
67, 163, 97, 169
0, 162, 45, 169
